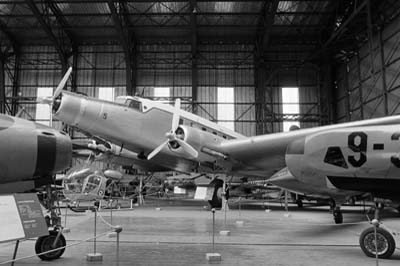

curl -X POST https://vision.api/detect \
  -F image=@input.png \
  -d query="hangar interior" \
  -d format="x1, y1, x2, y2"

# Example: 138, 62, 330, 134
0, 0, 400, 136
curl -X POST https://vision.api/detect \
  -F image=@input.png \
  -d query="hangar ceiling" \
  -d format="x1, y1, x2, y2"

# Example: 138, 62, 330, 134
0, 1, 399, 51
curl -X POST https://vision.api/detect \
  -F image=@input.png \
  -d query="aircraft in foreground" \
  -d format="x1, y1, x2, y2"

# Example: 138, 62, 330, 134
0, 71, 73, 261
0, 114, 72, 193
50, 67, 400, 258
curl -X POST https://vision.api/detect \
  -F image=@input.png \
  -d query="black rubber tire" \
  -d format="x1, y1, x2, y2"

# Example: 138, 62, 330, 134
35, 231, 66, 261
207, 179, 223, 209
333, 210, 343, 224
359, 227, 396, 259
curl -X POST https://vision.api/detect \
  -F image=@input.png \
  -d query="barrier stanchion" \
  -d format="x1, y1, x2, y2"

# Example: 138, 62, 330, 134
87, 201, 103, 261
206, 208, 221, 263
114, 225, 123, 266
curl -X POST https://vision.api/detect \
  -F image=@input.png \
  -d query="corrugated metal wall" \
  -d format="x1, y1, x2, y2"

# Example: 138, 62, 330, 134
334, 15, 400, 122
9, 43, 325, 136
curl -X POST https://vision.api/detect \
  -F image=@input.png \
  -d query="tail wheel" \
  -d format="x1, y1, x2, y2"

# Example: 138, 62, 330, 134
35, 230, 66, 261
359, 227, 396, 259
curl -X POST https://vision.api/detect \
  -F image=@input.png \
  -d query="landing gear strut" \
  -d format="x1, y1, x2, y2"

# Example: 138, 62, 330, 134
36, 185, 66, 260
359, 201, 396, 259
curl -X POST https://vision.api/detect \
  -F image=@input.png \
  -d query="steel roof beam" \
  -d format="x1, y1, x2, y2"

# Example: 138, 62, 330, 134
0, 20, 18, 58
0, 0, 335, 3
25, 0, 68, 70
107, 0, 136, 95
255, 0, 279, 57
189, 0, 198, 113
46, 0, 75, 45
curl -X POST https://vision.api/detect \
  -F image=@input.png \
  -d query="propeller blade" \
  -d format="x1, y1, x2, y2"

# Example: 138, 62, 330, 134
41, 67, 72, 104
147, 140, 169, 160
176, 139, 199, 159
53, 67, 72, 99
171, 98, 181, 132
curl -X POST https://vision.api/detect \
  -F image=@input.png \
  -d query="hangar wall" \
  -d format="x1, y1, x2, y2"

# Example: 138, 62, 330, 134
4, 43, 328, 137
334, 14, 400, 122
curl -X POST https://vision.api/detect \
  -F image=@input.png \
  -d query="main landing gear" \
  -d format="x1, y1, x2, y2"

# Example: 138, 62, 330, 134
359, 202, 396, 259
36, 185, 66, 260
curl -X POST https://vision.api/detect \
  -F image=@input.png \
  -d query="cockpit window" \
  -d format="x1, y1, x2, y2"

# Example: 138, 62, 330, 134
126, 99, 142, 111
324, 146, 348, 168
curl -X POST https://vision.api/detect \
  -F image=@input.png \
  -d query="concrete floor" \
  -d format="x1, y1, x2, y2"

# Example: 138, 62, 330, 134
1, 200, 400, 266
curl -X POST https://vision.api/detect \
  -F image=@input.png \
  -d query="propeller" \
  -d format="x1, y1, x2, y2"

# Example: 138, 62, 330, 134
147, 99, 198, 160
40, 67, 72, 104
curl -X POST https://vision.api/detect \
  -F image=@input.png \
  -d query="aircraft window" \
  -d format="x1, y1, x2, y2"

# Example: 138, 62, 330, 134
126, 99, 142, 111
212, 131, 217, 135
222, 135, 227, 139
83, 174, 102, 194
324, 147, 348, 168
202, 127, 207, 131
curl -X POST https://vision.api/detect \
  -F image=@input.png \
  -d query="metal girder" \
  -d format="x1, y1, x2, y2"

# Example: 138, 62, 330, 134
108, 0, 131, 55
46, 0, 75, 45
0, 58, 5, 114
0, 21, 18, 56
107, 0, 136, 95
25, 0, 68, 70
189, 0, 198, 113
258, 0, 280, 53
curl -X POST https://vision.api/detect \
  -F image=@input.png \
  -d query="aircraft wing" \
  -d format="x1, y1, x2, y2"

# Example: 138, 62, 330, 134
212, 115, 400, 178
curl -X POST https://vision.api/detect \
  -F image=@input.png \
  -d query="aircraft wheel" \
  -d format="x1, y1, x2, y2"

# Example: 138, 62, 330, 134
359, 227, 395, 259
296, 199, 303, 208
333, 210, 343, 224
35, 230, 66, 261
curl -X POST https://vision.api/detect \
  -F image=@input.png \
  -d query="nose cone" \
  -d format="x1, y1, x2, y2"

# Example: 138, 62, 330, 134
269, 168, 297, 188
54, 92, 82, 126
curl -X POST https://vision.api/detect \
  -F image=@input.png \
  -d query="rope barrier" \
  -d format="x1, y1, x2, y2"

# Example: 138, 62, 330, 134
96, 210, 118, 229
0, 231, 112, 265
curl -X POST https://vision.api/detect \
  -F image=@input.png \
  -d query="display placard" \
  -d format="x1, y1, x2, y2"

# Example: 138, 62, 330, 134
14, 193, 49, 239
0, 194, 48, 243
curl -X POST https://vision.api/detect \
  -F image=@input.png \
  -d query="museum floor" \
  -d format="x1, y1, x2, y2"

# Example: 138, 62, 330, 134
1, 200, 399, 266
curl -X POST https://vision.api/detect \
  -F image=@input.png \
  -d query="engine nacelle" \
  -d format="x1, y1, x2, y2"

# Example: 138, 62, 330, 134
0, 115, 72, 185
285, 125, 400, 194
169, 125, 226, 161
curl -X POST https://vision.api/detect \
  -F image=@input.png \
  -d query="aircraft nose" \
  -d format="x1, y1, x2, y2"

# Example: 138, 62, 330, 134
54, 92, 83, 126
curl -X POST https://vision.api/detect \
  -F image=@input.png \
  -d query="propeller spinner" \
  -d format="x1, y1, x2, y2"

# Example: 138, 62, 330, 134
147, 99, 198, 160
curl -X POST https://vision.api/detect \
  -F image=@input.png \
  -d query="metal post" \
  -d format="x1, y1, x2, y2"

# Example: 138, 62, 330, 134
114, 225, 122, 266
238, 197, 242, 219
93, 202, 99, 254
211, 208, 215, 253
110, 199, 113, 225
64, 204, 68, 228
11, 240, 19, 266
